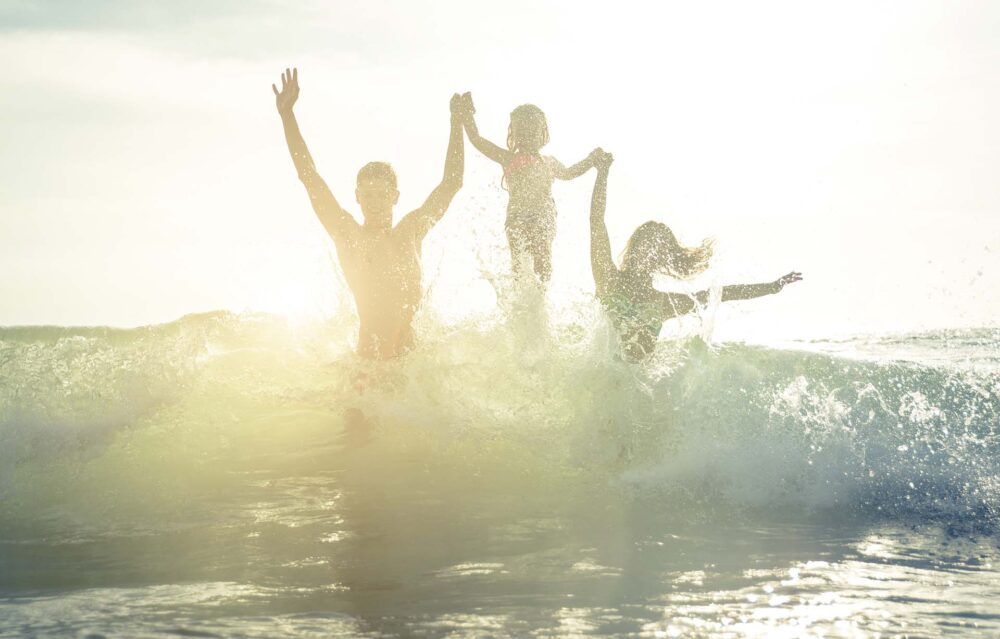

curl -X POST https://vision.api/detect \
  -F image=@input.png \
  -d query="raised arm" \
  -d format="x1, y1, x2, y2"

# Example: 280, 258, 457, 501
589, 151, 618, 297
553, 148, 600, 180
397, 93, 467, 240
273, 68, 358, 241
461, 93, 511, 165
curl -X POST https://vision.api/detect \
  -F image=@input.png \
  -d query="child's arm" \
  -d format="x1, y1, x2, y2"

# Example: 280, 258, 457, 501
553, 148, 601, 180
661, 272, 803, 318
273, 68, 358, 241
589, 152, 618, 297
461, 93, 512, 165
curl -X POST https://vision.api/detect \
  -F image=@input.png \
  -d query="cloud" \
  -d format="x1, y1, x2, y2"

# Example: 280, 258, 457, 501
0, 0, 272, 32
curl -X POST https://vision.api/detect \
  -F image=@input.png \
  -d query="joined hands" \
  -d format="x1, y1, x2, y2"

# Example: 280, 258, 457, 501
451, 92, 474, 120
592, 149, 613, 172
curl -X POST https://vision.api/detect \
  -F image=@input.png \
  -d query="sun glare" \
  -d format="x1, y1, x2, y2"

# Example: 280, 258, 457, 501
246, 249, 342, 322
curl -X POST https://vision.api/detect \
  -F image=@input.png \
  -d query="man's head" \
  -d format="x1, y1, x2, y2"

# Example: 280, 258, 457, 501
356, 161, 399, 228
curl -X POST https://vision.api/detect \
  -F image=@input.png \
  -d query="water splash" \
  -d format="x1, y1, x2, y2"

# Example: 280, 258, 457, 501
1, 304, 998, 538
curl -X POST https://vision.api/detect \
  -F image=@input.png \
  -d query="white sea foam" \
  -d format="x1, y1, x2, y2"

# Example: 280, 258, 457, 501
1, 304, 998, 537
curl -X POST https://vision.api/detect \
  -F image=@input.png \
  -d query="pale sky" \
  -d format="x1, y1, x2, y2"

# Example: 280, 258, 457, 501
1, 0, 998, 341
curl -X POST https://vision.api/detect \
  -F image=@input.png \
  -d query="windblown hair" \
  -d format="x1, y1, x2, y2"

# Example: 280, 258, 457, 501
356, 161, 398, 190
506, 104, 550, 153
619, 221, 713, 279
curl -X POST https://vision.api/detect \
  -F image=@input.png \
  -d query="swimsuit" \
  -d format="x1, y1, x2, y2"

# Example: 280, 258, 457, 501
603, 294, 663, 340
602, 292, 664, 360
504, 153, 557, 244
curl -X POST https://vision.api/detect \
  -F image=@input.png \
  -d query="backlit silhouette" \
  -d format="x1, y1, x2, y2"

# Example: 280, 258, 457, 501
588, 151, 802, 360
273, 68, 468, 360
460, 96, 601, 282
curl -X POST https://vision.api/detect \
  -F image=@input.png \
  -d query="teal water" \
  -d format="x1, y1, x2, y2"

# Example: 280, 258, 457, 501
1, 313, 999, 637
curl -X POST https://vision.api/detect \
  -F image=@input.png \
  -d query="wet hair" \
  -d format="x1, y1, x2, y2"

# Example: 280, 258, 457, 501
356, 161, 397, 190
619, 221, 713, 279
506, 104, 550, 153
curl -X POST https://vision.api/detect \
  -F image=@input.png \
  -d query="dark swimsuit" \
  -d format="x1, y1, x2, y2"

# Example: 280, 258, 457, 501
601, 291, 665, 361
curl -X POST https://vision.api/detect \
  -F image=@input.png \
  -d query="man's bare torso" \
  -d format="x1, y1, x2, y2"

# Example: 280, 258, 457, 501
335, 224, 423, 360
274, 70, 466, 360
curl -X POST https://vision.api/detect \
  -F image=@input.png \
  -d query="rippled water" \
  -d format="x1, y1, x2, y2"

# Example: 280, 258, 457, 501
1, 312, 999, 637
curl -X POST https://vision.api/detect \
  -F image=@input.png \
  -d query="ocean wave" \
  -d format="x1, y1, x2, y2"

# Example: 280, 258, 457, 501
1, 310, 998, 534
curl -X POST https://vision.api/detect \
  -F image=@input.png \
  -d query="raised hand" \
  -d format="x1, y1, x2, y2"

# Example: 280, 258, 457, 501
774, 271, 803, 290
272, 67, 300, 115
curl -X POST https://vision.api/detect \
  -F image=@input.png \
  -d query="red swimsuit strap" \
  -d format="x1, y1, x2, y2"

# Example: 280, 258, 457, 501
504, 152, 541, 177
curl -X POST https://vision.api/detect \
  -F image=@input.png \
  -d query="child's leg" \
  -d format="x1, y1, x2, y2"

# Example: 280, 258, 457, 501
506, 219, 553, 281
528, 233, 553, 282
506, 223, 534, 278
526, 217, 555, 282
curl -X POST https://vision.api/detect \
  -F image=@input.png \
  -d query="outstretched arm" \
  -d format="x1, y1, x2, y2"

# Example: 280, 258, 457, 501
397, 93, 466, 240
660, 273, 802, 320
553, 148, 601, 180
700, 272, 803, 304
589, 151, 618, 297
273, 68, 358, 241
461, 93, 511, 165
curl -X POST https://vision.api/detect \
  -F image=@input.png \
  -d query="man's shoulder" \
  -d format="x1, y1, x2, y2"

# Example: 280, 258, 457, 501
391, 210, 431, 240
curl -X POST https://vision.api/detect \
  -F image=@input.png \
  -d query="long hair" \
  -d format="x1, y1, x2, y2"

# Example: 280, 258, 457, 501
619, 221, 713, 279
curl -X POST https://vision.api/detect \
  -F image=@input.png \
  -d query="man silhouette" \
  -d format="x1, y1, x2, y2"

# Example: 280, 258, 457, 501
273, 68, 467, 359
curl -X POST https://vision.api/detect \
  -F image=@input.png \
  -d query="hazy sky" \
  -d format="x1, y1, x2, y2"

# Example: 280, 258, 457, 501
1, 0, 998, 341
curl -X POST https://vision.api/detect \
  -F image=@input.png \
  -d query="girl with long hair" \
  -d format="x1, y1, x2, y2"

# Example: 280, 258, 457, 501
588, 151, 802, 360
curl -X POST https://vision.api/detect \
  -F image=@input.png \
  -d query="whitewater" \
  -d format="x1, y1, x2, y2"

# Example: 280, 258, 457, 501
1, 300, 999, 637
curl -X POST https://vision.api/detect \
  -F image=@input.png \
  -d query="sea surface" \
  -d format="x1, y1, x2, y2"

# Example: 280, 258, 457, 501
1, 310, 999, 638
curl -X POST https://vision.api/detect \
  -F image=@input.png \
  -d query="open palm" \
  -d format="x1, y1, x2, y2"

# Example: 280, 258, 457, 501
272, 68, 300, 114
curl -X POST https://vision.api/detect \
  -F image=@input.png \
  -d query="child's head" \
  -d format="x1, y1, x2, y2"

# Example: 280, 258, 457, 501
506, 104, 549, 153
620, 221, 713, 279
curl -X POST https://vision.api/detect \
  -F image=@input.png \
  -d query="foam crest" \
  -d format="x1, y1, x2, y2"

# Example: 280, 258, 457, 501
1, 302, 998, 534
